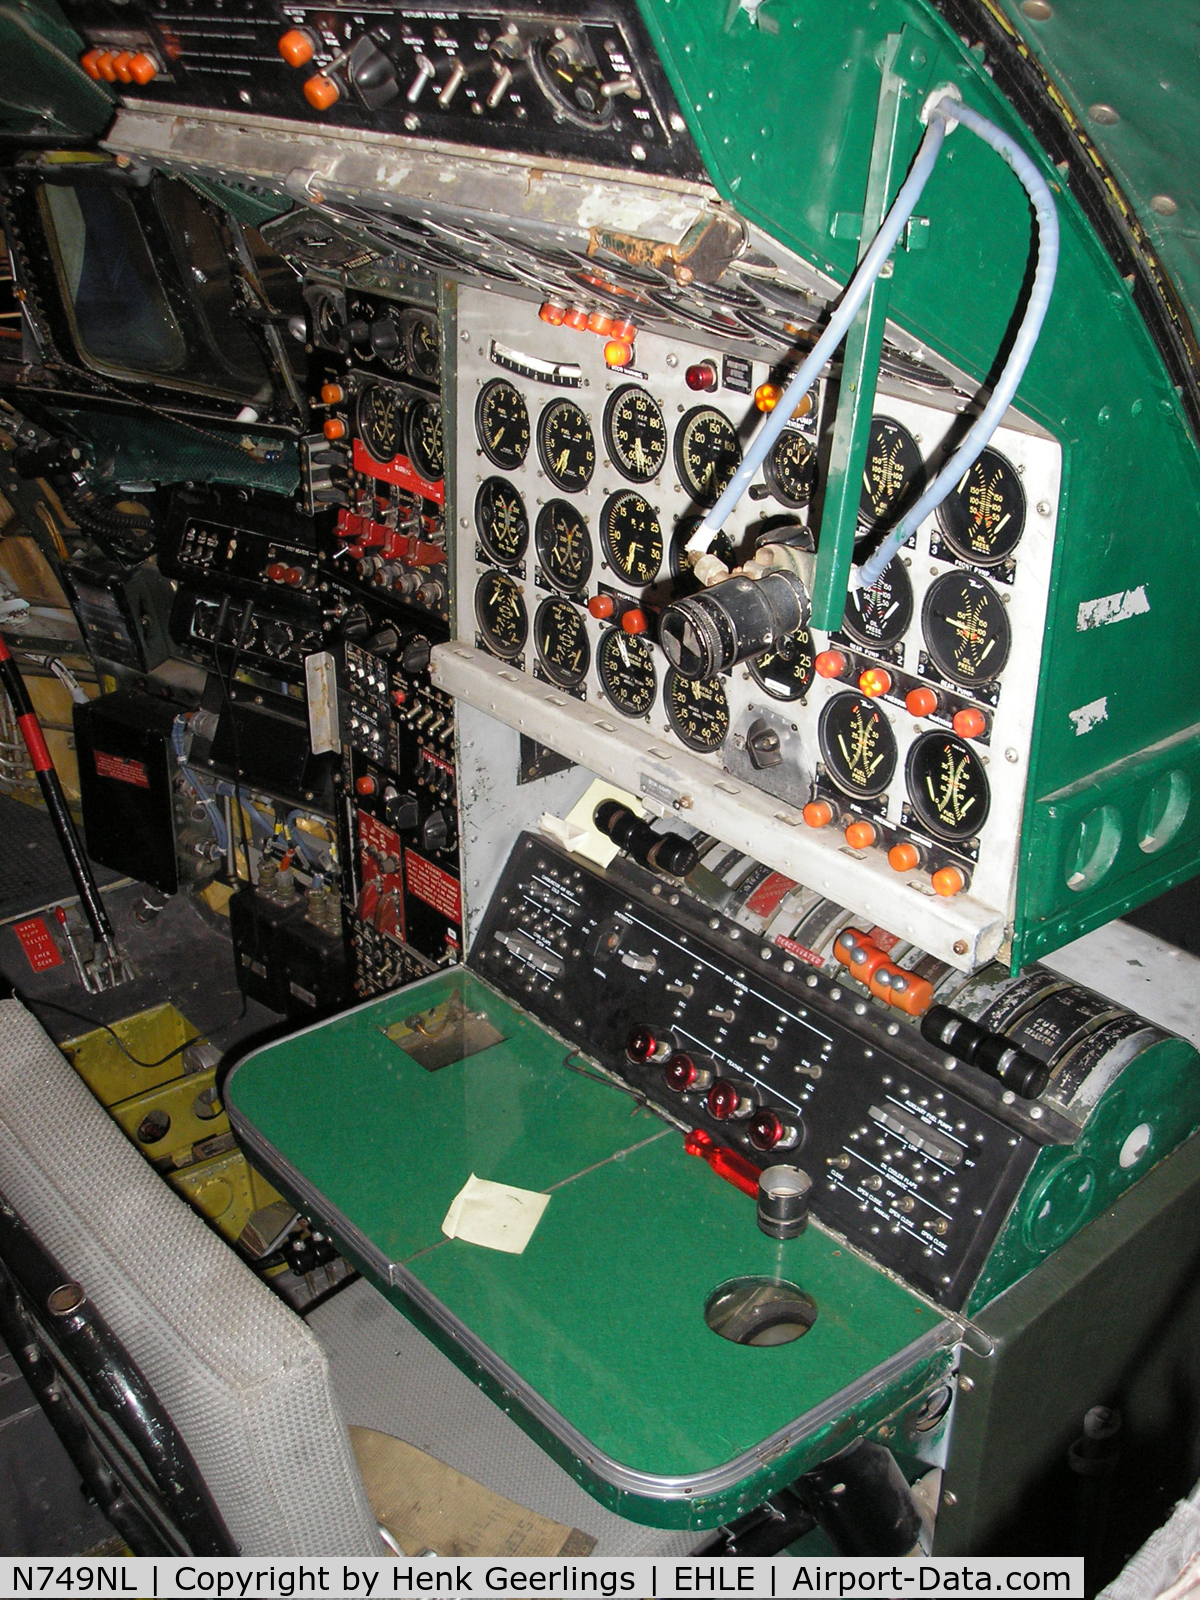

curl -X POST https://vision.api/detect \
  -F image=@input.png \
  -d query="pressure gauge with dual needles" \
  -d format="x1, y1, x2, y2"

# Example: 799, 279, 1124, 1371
356, 382, 403, 465
474, 570, 528, 659
923, 571, 1011, 687
405, 398, 444, 482
936, 447, 1025, 566
819, 692, 898, 798
475, 479, 529, 567
534, 598, 590, 689
906, 732, 991, 843
536, 501, 593, 592
858, 416, 923, 538
841, 555, 913, 649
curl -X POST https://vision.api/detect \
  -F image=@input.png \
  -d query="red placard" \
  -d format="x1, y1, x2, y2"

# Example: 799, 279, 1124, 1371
404, 849, 462, 923
95, 750, 150, 788
14, 917, 63, 973
744, 870, 798, 919
773, 933, 825, 968
352, 439, 444, 504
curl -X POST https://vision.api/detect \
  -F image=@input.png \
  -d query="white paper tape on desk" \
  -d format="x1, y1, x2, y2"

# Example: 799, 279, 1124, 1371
441, 1174, 551, 1255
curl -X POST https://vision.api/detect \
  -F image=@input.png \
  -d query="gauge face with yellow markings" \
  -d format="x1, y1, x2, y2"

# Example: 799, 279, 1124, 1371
598, 628, 657, 717
474, 570, 527, 659
476, 379, 530, 470
403, 309, 440, 380
842, 554, 913, 649
907, 731, 990, 842
534, 598, 590, 688
748, 627, 816, 701
674, 406, 742, 506
405, 398, 444, 481
356, 382, 403, 464
857, 416, 922, 536
764, 429, 818, 508
600, 491, 663, 586
665, 667, 729, 752
475, 478, 528, 567
537, 398, 595, 492
936, 447, 1025, 566
535, 500, 593, 593
604, 385, 667, 484
922, 571, 1011, 686
819, 692, 897, 798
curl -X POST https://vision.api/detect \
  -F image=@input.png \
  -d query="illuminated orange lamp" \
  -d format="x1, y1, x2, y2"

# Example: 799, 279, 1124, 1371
319, 383, 344, 405
858, 666, 892, 698
538, 300, 566, 325
814, 649, 846, 680
603, 338, 634, 368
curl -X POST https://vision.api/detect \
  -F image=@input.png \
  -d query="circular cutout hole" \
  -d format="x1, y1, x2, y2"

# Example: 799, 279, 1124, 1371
1138, 771, 1190, 853
46, 1283, 85, 1317
704, 1277, 817, 1346
1119, 1122, 1152, 1170
1065, 805, 1122, 892
136, 1110, 171, 1144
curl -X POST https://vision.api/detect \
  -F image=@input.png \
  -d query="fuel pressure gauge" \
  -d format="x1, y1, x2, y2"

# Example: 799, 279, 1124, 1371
819, 692, 897, 798
906, 732, 990, 843
476, 380, 530, 470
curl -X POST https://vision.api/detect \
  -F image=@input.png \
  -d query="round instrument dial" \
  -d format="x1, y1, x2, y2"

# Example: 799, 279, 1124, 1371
906, 731, 990, 843
748, 628, 816, 701
534, 598, 590, 688
764, 430, 818, 508
475, 478, 528, 567
476, 380, 530, 470
535, 500, 593, 593
819, 692, 897, 799
474, 570, 528, 659
600, 491, 663, 586
603, 385, 667, 484
858, 416, 923, 536
402, 309, 440, 380
922, 571, 1011, 686
598, 629, 657, 718
674, 406, 742, 506
537, 398, 595, 492
841, 554, 913, 649
935, 447, 1026, 566
356, 382, 403, 464
664, 668, 730, 752
405, 398, 444, 482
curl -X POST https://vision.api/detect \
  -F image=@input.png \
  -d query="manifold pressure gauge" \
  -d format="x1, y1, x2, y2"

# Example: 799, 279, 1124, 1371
476, 379, 530, 470
665, 667, 730, 751
474, 570, 528, 658
819, 692, 897, 798
475, 478, 529, 566
604, 385, 667, 483
598, 628, 657, 717
601, 492, 663, 585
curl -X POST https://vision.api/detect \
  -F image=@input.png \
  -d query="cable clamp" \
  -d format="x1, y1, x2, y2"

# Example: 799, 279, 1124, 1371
921, 82, 962, 133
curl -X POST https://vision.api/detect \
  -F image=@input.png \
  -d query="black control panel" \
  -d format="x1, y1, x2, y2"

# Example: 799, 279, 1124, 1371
472, 833, 1040, 1309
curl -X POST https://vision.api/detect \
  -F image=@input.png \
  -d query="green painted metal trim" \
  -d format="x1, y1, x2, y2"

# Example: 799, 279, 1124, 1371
180, 177, 293, 230
0, 0, 113, 139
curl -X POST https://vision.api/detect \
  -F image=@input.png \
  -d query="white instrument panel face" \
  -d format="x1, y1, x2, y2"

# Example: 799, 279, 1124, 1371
451, 284, 1061, 963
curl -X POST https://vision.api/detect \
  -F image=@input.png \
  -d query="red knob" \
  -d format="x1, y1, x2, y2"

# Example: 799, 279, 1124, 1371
265, 562, 287, 582
283, 566, 304, 586
906, 687, 939, 718
814, 649, 847, 679
707, 1079, 746, 1121
664, 1053, 702, 1093
355, 776, 375, 796
748, 1110, 794, 1151
952, 707, 987, 740
625, 1025, 659, 1065
621, 608, 647, 635
588, 594, 615, 620
304, 72, 340, 110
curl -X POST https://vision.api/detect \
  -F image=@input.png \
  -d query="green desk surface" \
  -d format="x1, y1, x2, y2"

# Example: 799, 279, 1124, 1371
226, 971, 953, 1525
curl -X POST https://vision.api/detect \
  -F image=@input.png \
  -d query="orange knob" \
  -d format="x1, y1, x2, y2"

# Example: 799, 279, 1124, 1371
538, 300, 566, 325
128, 52, 158, 84
859, 666, 892, 698
603, 338, 634, 368
882, 968, 935, 1017
355, 776, 375, 796
844, 820, 876, 850
111, 51, 135, 82
621, 608, 647, 635
563, 306, 589, 330
952, 707, 987, 740
587, 311, 613, 335
96, 51, 119, 81
587, 594, 615, 620
303, 72, 340, 110
802, 800, 834, 829
320, 382, 344, 405
610, 318, 638, 342
323, 417, 346, 441
278, 28, 315, 66
906, 687, 939, 718
814, 649, 846, 680
80, 48, 104, 79
931, 866, 966, 898
888, 842, 920, 873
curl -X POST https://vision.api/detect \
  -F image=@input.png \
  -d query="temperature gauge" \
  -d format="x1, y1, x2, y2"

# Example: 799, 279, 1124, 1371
475, 478, 529, 567
535, 501, 593, 592
474, 570, 528, 659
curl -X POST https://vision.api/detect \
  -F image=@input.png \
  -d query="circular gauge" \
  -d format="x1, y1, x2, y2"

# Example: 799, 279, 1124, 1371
674, 407, 742, 506
858, 417, 923, 535
935, 447, 1026, 566
402, 309, 440, 380
475, 478, 528, 566
537, 398, 595, 492
764, 430, 818, 508
665, 667, 730, 752
474, 570, 528, 659
405, 398, 444, 481
923, 571, 1011, 687
841, 554, 913, 649
534, 598, 590, 688
476, 379, 530, 470
535, 500, 593, 593
598, 628, 657, 718
603, 385, 667, 484
819, 692, 898, 799
356, 382, 403, 464
748, 628, 816, 701
600, 491, 663, 586
907, 732, 991, 843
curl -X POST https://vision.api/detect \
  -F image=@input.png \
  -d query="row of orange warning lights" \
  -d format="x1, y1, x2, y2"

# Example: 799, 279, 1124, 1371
537, 300, 640, 369
800, 798, 967, 899
814, 648, 988, 741
80, 47, 159, 83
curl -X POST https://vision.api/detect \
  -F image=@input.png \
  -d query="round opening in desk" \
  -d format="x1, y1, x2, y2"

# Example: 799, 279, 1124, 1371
704, 1277, 818, 1347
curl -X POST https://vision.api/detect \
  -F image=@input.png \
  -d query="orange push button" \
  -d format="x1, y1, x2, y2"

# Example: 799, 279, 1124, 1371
952, 707, 987, 740
906, 687, 939, 718
587, 594, 615, 620
587, 311, 613, 335
932, 866, 966, 898
111, 51, 135, 82
888, 841, 920, 873
81, 49, 105, 79
319, 383, 344, 405
802, 800, 834, 828
323, 417, 346, 441
563, 306, 589, 331
303, 72, 340, 109
96, 51, 119, 81
814, 649, 846, 680
539, 300, 566, 325
621, 608, 647, 635
859, 666, 892, 698
128, 52, 158, 84
603, 338, 634, 368
844, 820, 876, 850
279, 28, 315, 66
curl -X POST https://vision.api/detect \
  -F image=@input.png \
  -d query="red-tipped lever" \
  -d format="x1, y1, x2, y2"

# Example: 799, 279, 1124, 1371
683, 1128, 759, 1199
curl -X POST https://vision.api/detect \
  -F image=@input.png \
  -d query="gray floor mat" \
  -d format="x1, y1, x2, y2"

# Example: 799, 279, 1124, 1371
307, 1278, 705, 1557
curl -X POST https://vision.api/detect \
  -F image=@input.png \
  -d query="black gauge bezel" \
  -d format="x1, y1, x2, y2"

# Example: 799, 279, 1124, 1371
763, 428, 818, 509
603, 384, 668, 484
535, 500, 593, 593
476, 379, 530, 470
673, 405, 743, 506
600, 491, 664, 586
857, 416, 923, 536
405, 397, 444, 481
818, 691, 898, 799
475, 478, 529, 567
922, 571, 1012, 687
355, 381, 403, 465
747, 628, 816, 702
905, 731, 991, 843
664, 666, 730, 752
934, 446, 1026, 567
402, 308, 440, 380
533, 597, 591, 688
473, 569, 528, 659
597, 628, 657, 718
536, 397, 596, 493
841, 554, 914, 649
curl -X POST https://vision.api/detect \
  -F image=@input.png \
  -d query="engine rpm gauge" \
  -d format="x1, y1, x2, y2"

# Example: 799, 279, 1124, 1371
922, 571, 1011, 686
841, 554, 913, 649
819, 692, 897, 798
598, 628, 657, 718
600, 492, 663, 586
906, 731, 990, 843
537, 398, 595, 492
603, 385, 667, 484
748, 628, 816, 701
674, 406, 742, 506
405, 398, 444, 481
858, 417, 923, 537
535, 500, 593, 592
475, 478, 528, 566
534, 598, 590, 688
763, 429, 818, 508
935, 447, 1026, 566
476, 380, 530, 470
474, 570, 528, 659
664, 667, 730, 752
356, 382, 403, 464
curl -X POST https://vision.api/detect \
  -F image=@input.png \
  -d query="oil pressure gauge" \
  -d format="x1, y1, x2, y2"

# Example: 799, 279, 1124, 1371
906, 731, 990, 843
604, 385, 667, 484
819, 692, 897, 798
474, 570, 528, 659
842, 554, 913, 649
936, 447, 1025, 566
923, 571, 1011, 687
858, 416, 923, 538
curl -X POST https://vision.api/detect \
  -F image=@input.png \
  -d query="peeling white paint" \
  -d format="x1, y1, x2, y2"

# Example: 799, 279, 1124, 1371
1077, 585, 1150, 631
1069, 696, 1109, 736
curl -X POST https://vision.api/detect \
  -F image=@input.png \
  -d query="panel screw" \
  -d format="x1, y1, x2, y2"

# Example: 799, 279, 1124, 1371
953, 940, 969, 956
1151, 194, 1178, 216
1089, 104, 1120, 125
1021, 0, 1052, 16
